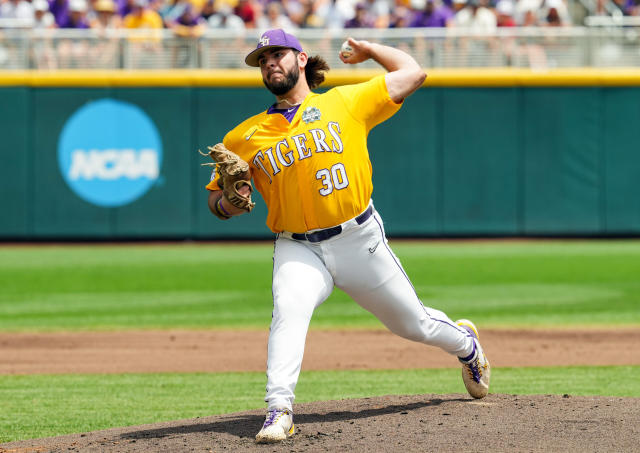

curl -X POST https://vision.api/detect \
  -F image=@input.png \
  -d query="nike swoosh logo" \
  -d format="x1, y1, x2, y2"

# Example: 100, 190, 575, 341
368, 242, 380, 254
245, 129, 257, 141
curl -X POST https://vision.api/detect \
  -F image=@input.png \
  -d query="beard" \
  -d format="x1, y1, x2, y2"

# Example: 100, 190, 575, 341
263, 64, 300, 96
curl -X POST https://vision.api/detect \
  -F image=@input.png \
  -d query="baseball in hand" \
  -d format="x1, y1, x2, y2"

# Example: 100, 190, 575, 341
340, 41, 353, 59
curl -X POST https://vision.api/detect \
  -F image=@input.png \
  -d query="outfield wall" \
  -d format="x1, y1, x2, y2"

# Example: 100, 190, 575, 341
2, 69, 640, 239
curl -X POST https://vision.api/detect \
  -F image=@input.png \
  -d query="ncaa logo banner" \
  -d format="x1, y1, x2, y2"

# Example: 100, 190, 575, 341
58, 99, 163, 207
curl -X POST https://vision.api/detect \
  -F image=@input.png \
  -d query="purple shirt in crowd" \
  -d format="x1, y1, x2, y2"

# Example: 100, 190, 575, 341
116, 0, 134, 18
48, 0, 70, 27
624, 0, 640, 13
410, 4, 454, 27
60, 15, 90, 28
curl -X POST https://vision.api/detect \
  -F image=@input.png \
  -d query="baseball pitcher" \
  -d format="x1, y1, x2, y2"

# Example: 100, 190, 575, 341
203, 29, 490, 444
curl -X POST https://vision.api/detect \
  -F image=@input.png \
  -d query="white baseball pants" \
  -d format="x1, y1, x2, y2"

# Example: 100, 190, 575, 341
265, 204, 475, 411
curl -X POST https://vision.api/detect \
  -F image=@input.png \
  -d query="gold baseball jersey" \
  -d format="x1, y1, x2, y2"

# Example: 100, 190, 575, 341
206, 74, 402, 233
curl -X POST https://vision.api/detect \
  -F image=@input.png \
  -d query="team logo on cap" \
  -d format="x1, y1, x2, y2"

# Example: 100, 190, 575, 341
302, 106, 321, 124
259, 36, 270, 47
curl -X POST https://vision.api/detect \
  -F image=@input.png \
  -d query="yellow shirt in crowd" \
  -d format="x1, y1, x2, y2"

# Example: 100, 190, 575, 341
123, 9, 163, 29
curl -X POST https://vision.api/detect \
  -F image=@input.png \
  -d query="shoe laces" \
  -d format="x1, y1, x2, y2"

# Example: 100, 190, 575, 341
263, 409, 290, 429
464, 354, 485, 383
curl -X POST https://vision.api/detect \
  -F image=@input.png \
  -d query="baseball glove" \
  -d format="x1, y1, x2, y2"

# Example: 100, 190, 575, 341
200, 143, 255, 212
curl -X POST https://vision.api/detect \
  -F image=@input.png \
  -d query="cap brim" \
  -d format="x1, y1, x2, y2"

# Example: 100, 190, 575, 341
244, 45, 291, 67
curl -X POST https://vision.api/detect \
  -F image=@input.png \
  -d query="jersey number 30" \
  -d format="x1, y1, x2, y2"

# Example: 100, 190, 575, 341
316, 163, 349, 196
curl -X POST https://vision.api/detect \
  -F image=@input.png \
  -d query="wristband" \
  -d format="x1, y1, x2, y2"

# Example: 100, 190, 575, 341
213, 198, 231, 219
217, 198, 232, 218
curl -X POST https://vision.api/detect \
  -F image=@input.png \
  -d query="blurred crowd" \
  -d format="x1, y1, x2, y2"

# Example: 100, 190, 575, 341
4, 0, 635, 34
2, 0, 637, 69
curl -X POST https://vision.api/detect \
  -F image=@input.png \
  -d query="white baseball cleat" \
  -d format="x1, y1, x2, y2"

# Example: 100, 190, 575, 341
456, 319, 491, 399
255, 408, 295, 443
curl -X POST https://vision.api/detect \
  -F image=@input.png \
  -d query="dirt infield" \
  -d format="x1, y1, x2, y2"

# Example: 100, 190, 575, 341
1, 328, 639, 374
1, 328, 639, 452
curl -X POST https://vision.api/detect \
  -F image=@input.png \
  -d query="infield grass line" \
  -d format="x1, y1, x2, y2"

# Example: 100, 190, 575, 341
1, 241, 639, 331
1, 365, 638, 443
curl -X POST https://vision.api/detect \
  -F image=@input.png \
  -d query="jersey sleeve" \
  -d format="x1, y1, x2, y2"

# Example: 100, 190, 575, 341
205, 168, 221, 191
335, 74, 402, 131
204, 114, 259, 192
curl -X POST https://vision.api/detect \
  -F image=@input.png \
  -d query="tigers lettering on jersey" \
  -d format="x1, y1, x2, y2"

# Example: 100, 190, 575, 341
206, 75, 401, 233
253, 122, 343, 183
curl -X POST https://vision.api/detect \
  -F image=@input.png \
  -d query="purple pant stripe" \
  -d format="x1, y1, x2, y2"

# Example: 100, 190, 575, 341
373, 215, 418, 295
459, 340, 476, 362
374, 215, 471, 339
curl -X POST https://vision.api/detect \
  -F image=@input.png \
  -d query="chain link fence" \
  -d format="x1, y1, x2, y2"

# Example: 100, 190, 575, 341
1, 26, 639, 70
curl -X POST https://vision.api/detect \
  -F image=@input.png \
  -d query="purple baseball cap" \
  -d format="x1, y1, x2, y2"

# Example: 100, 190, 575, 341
245, 29, 303, 67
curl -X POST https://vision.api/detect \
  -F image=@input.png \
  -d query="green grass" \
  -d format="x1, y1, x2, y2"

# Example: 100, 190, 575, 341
0, 241, 639, 331
1, 366, 638, 443
1, 241, 639, 443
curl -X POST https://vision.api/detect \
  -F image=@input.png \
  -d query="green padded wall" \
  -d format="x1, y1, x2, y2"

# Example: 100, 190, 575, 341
602, 88, 640, 233
2, 83, 640, 239
522, 88, 602, 234
32, 88, 113, 238
441, 88, 520, 235
370, 88, 440, 235
0, 88, 29, 236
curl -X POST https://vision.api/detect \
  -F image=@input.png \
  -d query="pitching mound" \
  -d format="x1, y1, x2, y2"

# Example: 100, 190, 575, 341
2, 393, 639, 452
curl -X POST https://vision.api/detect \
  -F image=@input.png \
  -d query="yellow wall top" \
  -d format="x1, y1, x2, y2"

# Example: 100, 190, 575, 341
2, 68, 640, 87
